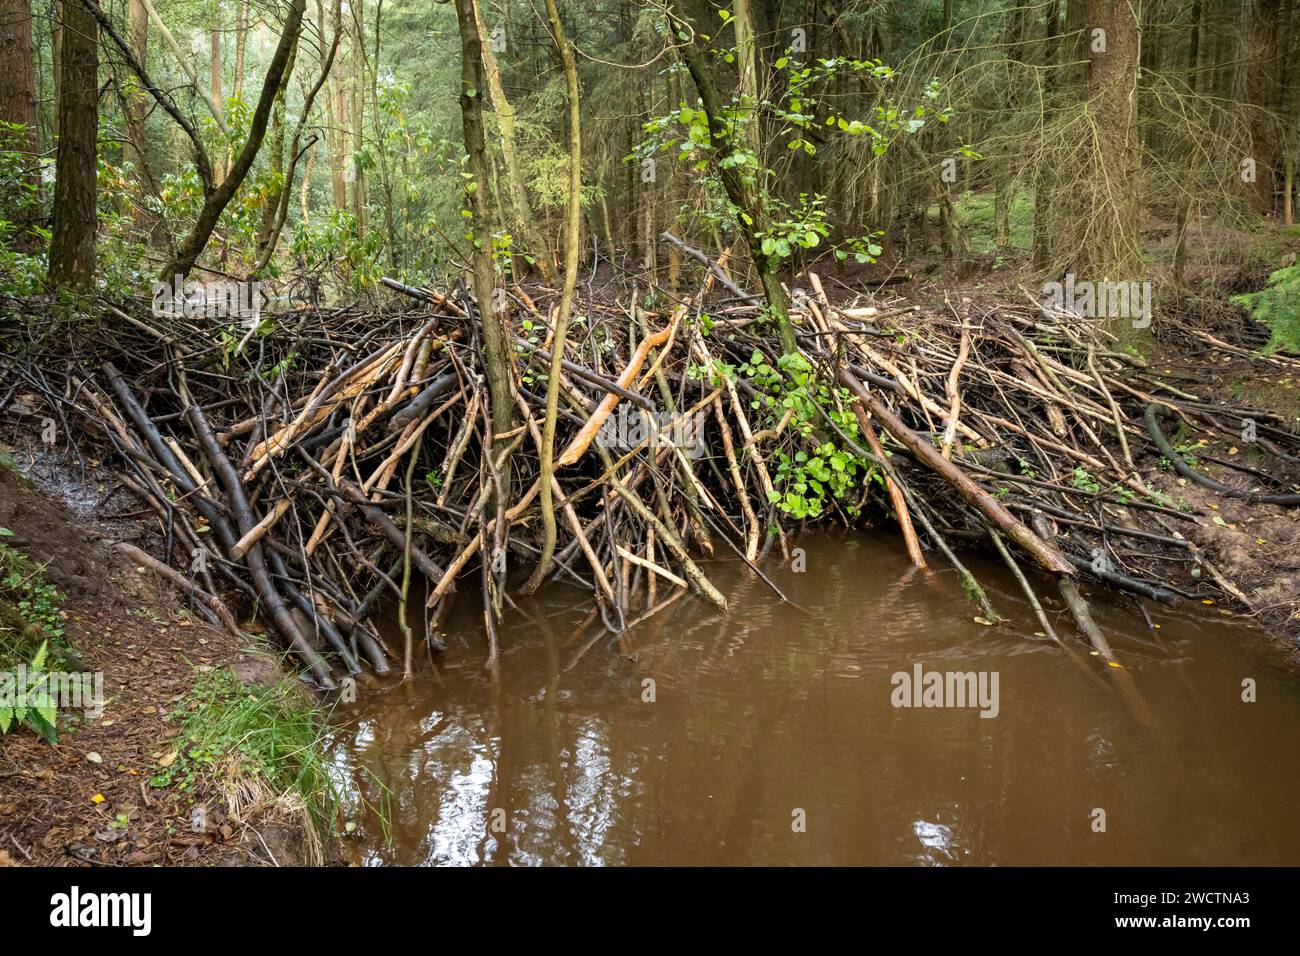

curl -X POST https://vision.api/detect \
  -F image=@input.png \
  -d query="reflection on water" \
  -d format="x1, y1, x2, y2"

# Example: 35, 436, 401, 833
328, 531, 1300, 866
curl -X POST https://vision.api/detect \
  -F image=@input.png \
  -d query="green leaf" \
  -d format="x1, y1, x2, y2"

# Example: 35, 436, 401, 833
27, 709, 57, 744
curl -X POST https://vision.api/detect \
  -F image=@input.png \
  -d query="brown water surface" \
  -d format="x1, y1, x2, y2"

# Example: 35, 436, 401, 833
329, 532, 1300, 866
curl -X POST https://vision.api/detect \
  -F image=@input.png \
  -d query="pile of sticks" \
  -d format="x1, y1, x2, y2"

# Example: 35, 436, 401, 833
4, 257, 1297, 691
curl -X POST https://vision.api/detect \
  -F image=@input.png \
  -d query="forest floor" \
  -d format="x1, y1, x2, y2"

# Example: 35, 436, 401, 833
0, 449, 321, 866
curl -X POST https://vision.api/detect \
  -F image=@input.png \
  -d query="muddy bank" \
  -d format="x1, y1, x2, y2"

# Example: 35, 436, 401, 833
0, 454, 321, 866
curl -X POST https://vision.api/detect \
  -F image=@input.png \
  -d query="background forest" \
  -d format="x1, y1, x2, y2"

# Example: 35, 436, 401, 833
0, 0, 1297, 328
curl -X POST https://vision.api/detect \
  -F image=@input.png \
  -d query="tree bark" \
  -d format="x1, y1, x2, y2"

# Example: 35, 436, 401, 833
452, 0, 517, 445
0, 0, 39, 156
669, 0, 797, 355
48, 0, 98, 291
0, 0, 41, 249
527, 0, 582, 592
1032, 0, 1060, 271
472, 0, 551, 281
349, 0, 366, 233
122, 0, 150, 198
211, 8, 225, 182
1076, 0, 1143, 279
233, 0, 249, 100
1247, 0, 1281, 215
319, 0, 346, 210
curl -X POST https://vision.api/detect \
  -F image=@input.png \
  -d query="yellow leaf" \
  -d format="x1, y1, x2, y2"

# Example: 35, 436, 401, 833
159, 752, 177, 768
91, 793, 105, 805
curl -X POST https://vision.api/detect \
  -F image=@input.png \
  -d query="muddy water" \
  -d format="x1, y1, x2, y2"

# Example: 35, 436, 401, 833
329, 532, 1300, 866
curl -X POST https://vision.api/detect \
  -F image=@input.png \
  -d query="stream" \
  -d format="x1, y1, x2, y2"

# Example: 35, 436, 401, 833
328, 532, 1300, 866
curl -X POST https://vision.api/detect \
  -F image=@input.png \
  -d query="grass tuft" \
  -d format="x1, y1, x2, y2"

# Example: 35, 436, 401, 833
156, 667, 343, 863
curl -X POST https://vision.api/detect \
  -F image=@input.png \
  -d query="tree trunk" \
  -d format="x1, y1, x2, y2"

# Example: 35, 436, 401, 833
1076, 0, 1142, 280
0, 0, 41, 249
452, 0, 516, 445
122, 0, 150, 197
1283, 3, 1299, 225
528, 0, 582, 592
1247, 0, 1281, 215
233, 0, 249, 100
350, 0, 366, 233
48, 0, 98, 291
253, 36, 298, 264
320, 0, 346, 210
211, 10, 225, 182
0, 0, 39, 155
669, 0, 797, 355
1032, 0, 1060, 271
473, 0, 551, 281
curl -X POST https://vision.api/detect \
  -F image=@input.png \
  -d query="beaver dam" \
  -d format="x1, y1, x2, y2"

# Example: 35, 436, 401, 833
12, 266, 1300, 673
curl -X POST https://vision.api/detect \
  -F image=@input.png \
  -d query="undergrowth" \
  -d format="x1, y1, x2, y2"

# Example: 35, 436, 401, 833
0, 527, 71, 742
0, 526, 68, 672
153, 667, 344, 861
1232, 263, 1300, 354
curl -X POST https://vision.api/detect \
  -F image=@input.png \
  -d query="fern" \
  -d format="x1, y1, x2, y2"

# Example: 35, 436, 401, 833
0, 640, 59, 743
1232, 264, 1300, 354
